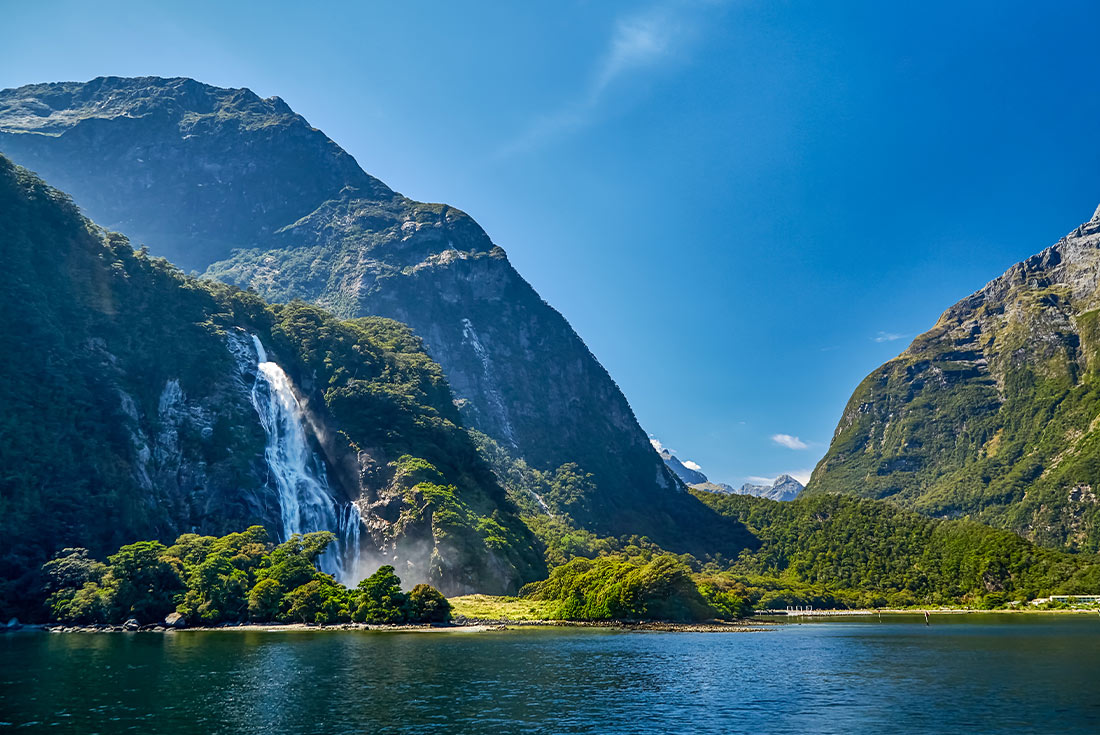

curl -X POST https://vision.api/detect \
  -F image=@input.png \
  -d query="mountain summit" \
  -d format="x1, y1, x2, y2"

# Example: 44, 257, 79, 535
657, 448, 804, 501
808, 205, 1100, 551
0, 76, 749, 554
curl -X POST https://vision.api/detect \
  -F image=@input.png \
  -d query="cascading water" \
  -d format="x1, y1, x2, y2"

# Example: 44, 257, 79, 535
247, 334, 363, 583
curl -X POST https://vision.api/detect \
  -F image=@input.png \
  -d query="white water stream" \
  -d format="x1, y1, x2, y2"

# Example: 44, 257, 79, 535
248, 335, 362, 583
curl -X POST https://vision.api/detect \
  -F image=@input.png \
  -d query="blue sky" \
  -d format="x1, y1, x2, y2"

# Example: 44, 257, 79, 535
5, 1, 1100, 486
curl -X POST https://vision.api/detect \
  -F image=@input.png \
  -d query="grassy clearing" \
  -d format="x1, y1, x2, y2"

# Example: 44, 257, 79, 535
449, 595, 554, 621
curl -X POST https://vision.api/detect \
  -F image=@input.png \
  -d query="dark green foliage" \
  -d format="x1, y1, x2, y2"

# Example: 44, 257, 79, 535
41, 549, 106, 594
267, 308, 546, 592
247, 579, 283, 622
695, 490, 1100, 608
0, 156, 542, 617
406, 584, 452, 623
522, 555, 716, 622
284, 580, 332, 623
40, 527, 451, 625
809, 227, 1100, 552
352, 566, 407, 623
471, 431, 758, 562
0, 76, 759, 563
106, 541, 184, 622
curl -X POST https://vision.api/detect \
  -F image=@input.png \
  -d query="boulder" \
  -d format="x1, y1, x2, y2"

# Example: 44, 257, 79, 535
123, 618, 140, 631
164, 612, 187, 628
5, 617, 20, 629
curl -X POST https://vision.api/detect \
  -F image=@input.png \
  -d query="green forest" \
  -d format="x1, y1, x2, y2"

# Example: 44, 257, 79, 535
42, 527, 450, 626
693, 490, 1100, 608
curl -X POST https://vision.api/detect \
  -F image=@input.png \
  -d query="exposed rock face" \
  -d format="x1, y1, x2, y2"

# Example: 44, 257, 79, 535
0, 156, 542, 613
658, 449, 708, 485
734, 475, 804, 502
0, 76, 742, 554
691, 476, 804, 502
0, 77, 386, 272
657, 442, 804, 502
809, 206, 1100, 551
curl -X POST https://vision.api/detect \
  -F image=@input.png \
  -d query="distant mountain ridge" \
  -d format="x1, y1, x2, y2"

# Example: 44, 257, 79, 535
691, 475, 805, 502
657, 448, 708, 485
657, 447, 803, 501
808, 204, 1100, 552
0, 76, 747, 555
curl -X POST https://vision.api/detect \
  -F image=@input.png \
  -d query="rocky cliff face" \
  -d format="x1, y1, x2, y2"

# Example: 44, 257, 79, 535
0, 76, 743, 555
809, 206, 1100, 551
0, 156, 543, 611
690, 477, 804, 501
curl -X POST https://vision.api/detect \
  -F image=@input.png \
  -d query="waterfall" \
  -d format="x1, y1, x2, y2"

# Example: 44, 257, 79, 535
247, 334, 362, 583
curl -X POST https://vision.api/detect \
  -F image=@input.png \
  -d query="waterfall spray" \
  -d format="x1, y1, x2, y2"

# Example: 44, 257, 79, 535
247, 334, 363, 583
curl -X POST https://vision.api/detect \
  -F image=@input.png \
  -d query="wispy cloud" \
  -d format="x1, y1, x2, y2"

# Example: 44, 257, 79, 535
771, 433, 809, 450
649, 437, 671, 454
594, 7, 680, 94
682, 460, 703, 471
497, 1, 716, 156
873, 331, 905, 343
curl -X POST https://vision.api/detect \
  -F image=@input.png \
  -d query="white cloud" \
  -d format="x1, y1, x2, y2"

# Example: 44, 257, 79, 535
649, 437, 670, 453
497, 1, 715, 156
873, 331, 905, 343
771, 433, 809, 450
745, 475, 776, 486
594, 7, 679, 94
682, 460, 703, 471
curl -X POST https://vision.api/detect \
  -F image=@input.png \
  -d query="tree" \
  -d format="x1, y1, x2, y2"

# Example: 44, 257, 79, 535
41, 548, 106, 593
352, 565, 407, 623
284, 580, 326, 623
406, 584, 451, 623
107, 541, 183, 622
257, 532, 335, 591
248, 578, 284, 621
180, 554, 249, 623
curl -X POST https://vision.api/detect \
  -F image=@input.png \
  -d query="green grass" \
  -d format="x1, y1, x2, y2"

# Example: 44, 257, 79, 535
448, 595, 553, 621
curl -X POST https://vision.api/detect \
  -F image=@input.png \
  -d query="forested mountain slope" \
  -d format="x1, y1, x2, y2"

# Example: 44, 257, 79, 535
0, 76, 744, 555
0, 155, 544, 615
695, 490, 1100, 606
808, 206, 1100, 552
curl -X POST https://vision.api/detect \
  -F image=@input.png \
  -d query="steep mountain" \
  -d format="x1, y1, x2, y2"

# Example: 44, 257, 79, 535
808, 205, 1100, 552
0, 155, 544, 615
0, 76, 743, 555
657, 448, 708, 485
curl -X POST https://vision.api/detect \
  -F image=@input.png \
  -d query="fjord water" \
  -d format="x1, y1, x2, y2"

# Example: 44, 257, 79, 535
3, 616, 1098, 734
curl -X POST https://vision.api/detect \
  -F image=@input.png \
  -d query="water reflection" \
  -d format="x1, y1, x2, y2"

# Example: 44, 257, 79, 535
2, 617, 1099, 734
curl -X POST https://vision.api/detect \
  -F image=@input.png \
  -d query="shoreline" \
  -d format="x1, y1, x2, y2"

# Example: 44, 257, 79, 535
756, 607, 1100, 617
7, 619, 770, 634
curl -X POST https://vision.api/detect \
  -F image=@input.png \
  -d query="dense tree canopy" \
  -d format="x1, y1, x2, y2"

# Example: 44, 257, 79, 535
41, 528, 451, 626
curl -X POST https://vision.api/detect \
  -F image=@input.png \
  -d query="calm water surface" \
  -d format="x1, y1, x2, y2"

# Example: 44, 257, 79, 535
2, 615, 1098, 734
